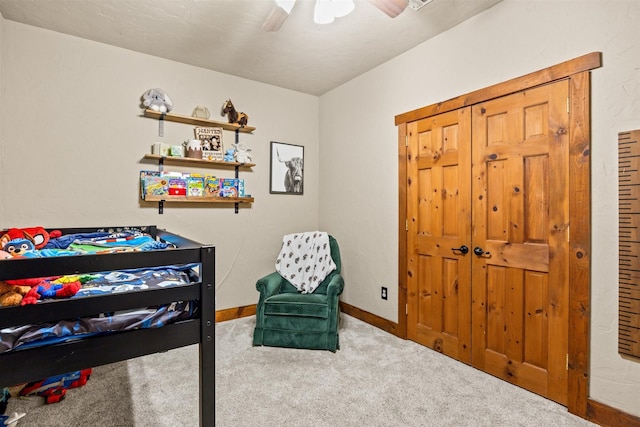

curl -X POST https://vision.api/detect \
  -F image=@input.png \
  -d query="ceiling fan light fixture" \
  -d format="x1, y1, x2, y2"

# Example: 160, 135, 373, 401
368, 0, 408, 18
275, 0, 297, 15
332, 0, 355, 18
262, 0, 297, 31
314, 0, 335, 25
264, 0, 355, 30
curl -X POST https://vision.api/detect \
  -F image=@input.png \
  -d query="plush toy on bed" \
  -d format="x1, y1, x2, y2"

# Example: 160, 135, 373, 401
0, 227, 61, 251
0, 282, 31, 307
0, 252, 35, 305
0, 275, 81, 306
20, 280, 81, 305
2, 239, 35, 258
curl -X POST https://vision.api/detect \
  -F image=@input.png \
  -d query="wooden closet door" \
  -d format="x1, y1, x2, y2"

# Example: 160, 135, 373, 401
470, 80, 570, 404
406, 107, 472, 363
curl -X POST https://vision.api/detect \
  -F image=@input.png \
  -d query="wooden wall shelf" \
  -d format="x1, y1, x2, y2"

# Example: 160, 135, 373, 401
141, 108, 255, 214
144, 195, 254, 204
143, 154, 255, 169
143, 109, 256, 133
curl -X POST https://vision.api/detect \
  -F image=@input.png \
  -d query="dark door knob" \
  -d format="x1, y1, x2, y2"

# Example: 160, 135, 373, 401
451, 245, 469, 254
474, 246, 491, 256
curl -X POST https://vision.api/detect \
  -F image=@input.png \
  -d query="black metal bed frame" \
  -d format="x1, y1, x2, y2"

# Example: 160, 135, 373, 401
0, 226, 215, 427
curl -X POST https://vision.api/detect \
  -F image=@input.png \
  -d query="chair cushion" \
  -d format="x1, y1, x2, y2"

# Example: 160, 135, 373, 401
264, 293, 329, 318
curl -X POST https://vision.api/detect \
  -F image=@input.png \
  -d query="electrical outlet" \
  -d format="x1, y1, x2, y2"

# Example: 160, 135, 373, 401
381, 286, 388, 300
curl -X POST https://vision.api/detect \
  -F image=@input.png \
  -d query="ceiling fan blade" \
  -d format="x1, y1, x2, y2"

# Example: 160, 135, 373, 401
262, 5, 290, 32
368, 0, 408, 18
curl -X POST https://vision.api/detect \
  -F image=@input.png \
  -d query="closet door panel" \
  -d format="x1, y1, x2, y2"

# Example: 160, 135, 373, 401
407, 108, 472, 363
471, 80, 570, 405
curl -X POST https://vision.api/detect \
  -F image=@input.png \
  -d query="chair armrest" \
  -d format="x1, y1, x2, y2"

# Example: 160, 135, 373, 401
256, 271, 285, 299
326, 274, 344, 299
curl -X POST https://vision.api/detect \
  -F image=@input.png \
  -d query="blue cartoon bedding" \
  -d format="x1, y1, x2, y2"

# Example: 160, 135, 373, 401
0, 228, 201, 355
0, 301, 197, 354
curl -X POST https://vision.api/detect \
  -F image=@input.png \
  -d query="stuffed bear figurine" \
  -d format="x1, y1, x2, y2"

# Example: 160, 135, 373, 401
0, 282, 31, 306
141, 88, 173, 113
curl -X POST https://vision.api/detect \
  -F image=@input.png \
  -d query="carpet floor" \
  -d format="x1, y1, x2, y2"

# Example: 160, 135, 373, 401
5, 314, 596, 426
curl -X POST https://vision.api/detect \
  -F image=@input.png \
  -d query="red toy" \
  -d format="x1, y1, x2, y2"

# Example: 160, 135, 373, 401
21, 280, 81, 305
19, 369, 92, 404
0, 227, 61, 250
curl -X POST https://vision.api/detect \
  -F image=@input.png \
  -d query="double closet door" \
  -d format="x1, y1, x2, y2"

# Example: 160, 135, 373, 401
405, 80, 570, 405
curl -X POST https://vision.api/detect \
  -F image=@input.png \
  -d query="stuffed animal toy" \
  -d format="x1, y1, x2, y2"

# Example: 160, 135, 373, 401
1, 277, 53, 306
0, 276, 78, 306
141, 88, 173, 113
221, 99, 248, 126
21, 280, 81, 305
2, 239, 35, 257
232, 141, 253, 163
0, 282, 31, 307
223, 149, 235, 162
0, 227, 60, 250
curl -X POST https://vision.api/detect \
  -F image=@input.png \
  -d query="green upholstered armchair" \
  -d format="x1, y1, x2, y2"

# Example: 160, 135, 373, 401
253, 235, 344, 352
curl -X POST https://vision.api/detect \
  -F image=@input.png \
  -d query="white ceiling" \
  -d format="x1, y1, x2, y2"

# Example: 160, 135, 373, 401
0, 0, 501, 96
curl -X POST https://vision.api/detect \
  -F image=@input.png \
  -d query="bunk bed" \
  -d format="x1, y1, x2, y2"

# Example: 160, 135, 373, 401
0, 225, 214, 427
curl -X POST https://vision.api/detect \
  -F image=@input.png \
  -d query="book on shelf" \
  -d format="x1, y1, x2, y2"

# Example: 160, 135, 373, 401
141, 171, 246, 200
187, 175, 205, 197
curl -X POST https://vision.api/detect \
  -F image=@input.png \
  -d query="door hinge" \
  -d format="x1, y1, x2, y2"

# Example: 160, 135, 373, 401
406, 219, 409, 231
405, 134, 409, 147
566, 353, 569, 370
406, 303, 408, 315
567, 97, 570, 114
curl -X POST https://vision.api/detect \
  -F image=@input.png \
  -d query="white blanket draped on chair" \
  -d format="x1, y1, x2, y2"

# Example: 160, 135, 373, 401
275, 231, 336, 294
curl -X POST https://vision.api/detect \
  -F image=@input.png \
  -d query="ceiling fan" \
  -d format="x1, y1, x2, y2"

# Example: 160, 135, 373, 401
262, 0, 429, 32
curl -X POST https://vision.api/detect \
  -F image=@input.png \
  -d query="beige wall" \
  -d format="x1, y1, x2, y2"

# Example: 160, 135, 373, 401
1, 0, 639, 417
320, 0, 640, 417
0, 20, 320, 310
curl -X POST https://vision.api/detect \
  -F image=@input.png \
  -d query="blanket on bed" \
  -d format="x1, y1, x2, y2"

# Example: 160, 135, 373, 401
275, 231, 335, 294
0, 300, 197, 354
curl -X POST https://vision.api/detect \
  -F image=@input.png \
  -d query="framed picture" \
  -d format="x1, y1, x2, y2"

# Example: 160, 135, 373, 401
270, 141, 304, 195
195, 127, 224, 161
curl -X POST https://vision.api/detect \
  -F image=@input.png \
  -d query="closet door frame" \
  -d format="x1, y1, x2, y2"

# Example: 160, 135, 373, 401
396, 52, 601, 418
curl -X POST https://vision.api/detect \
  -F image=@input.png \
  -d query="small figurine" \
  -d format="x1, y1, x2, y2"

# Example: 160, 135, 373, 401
221, 99, 248, 127
232, 142, 253, 163
191, 106, 210, 119
223, 149, 235, 162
